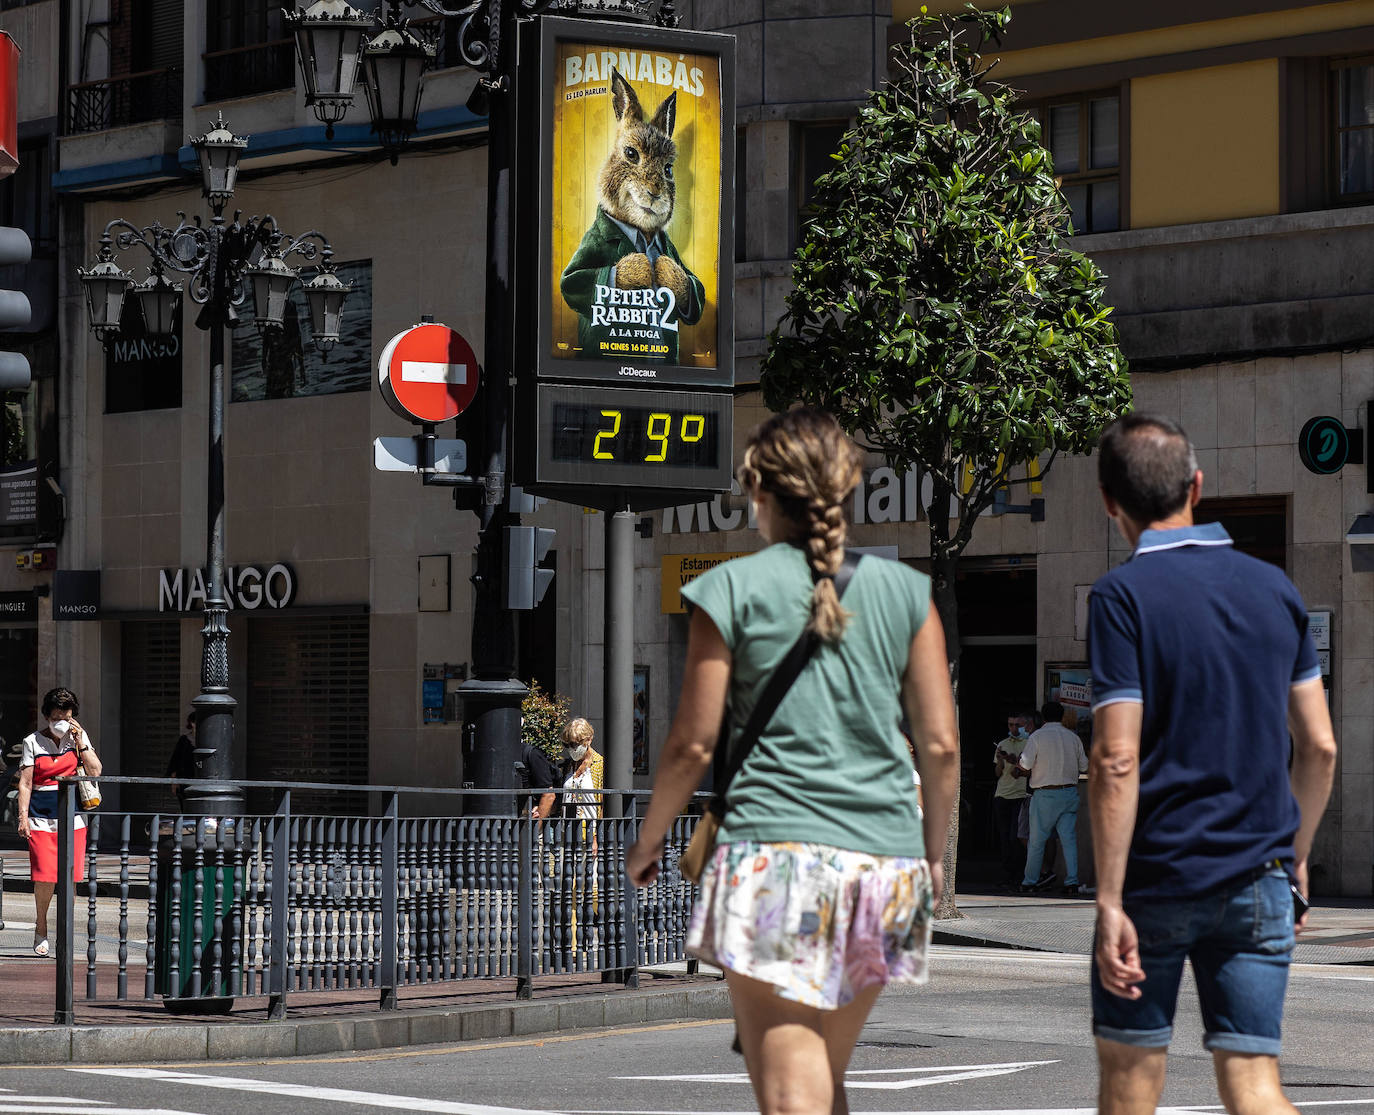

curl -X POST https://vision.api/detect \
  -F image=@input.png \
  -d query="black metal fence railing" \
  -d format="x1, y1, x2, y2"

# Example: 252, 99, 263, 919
203, 40, 296, 103
65, 67, 184, 135
50, 777, 704, 1025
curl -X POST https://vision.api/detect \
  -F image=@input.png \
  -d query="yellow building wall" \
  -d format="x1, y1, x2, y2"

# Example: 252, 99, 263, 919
1130, 60, 1279, 229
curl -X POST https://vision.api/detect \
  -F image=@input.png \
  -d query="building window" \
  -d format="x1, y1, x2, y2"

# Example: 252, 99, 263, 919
1195, 496, 1287, 570
1027, 92, 1122, 234
1334, 60, 1374, 200
104, 299, 183, 414
230, 258, 373, 401
795, 121, 849, 250
0, 141, 55, 254
204, 0, 294, 102
118, 620, 183, 819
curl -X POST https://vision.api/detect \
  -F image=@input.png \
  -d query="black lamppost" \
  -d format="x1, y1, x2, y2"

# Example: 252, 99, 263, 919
78, 115, 349, 817
288, 0, 676, 816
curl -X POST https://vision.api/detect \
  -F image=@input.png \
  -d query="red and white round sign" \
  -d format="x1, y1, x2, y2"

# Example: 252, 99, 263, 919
378, 323, 480, 424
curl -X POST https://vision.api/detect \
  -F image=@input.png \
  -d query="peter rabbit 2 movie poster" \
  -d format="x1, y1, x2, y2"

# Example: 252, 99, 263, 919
550, 38, 723, 372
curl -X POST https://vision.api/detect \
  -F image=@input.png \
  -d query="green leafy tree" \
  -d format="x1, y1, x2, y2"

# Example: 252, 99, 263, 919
762, 6, 1131, 914
521, 682, 572, 765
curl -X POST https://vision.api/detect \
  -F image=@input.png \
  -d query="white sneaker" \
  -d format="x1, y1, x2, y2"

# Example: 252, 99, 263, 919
33, 936, 49, 957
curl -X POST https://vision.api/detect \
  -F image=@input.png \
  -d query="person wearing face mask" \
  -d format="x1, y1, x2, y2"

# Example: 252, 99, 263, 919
16, 687, 102, 957
993, 712, 1033, 889
556, 718, 603, 960
559, 717, 603, 822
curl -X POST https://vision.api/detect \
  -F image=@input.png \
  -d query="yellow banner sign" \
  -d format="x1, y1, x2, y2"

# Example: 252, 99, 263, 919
661, 552, 746, 613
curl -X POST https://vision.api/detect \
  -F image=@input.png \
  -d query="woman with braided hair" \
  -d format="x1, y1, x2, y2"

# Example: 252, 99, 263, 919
628, 409, 959, 1115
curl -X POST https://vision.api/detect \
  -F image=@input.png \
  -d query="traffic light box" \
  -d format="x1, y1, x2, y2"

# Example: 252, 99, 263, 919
503, 525, 554, 610
0, 225, 30, 390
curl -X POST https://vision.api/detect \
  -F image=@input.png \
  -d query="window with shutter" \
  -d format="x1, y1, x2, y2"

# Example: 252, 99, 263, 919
204, 0, 294, 103
1023, 90, 1123, 235
246, 615, 369, 815
119, 620, 183, 819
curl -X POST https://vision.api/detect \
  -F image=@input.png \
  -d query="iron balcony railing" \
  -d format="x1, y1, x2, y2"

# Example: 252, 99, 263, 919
49, 776, 705, 1025
203, 39, 296, 103
65, 67, 184, 135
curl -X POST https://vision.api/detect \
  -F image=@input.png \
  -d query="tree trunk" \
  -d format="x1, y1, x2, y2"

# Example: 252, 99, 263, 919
929, 545, 963, 920
925, 469, 964, 922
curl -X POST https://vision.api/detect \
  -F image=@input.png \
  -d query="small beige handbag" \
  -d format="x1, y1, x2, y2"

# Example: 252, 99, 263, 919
76, 763, 101, 810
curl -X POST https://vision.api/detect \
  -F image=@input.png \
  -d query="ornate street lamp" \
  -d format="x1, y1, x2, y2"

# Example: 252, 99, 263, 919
245, 252, 299, 331
289, 1, 679, 164
133, 264, 183, 336
285, 0, 373, 140
77, 242, 132, 342
191, 113, 248, 212
300, 252, 351, 352
361, 14, 436, 164
76, 119, 347, 831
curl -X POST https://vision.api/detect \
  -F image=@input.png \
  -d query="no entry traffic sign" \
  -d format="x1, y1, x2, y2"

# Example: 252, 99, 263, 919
378, 323, 480, 424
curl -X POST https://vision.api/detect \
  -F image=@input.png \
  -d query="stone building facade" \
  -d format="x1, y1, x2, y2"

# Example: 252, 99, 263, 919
0, 0, 1370, 893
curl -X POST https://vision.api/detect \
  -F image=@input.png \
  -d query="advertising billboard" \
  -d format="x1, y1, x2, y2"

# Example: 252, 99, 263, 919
535, 17, 734, 389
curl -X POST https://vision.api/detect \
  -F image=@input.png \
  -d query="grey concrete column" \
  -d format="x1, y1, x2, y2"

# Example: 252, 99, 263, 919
603, 508, 635, 816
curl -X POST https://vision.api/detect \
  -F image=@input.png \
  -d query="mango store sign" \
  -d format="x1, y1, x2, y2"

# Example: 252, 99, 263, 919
663, 467, 923, 534
158, 564, 296, 613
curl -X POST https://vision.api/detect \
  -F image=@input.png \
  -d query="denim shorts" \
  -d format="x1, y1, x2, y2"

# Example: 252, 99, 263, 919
1091, 865, 1294, 1055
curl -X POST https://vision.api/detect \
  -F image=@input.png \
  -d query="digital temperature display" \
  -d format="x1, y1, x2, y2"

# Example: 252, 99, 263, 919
535, 384, 732, 491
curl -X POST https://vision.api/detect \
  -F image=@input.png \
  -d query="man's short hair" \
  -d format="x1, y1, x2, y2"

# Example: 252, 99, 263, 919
1041, 700, 1065, 723
1098, 413, 1199, 524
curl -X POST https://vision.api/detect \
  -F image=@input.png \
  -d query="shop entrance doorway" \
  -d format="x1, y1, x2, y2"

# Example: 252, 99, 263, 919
952, 561, 1037, 886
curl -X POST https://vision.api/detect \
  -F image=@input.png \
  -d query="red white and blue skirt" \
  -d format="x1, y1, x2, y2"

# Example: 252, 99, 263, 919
27, 751, 87, 884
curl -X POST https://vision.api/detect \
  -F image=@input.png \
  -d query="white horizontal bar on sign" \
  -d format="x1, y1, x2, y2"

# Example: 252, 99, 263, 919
401, 360, 467, 384
373, 436, 467, 474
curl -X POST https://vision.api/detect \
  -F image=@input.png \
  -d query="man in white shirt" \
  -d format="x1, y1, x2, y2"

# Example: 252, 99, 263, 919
1017, 700, 1089, 895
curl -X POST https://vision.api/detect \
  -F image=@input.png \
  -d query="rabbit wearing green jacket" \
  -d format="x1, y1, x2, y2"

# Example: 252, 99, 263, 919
560, 67, 705, 363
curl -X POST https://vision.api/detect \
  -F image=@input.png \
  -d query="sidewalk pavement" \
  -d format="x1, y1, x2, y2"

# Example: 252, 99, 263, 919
1, 874, 1369, 1065
933, 888, 1374, 965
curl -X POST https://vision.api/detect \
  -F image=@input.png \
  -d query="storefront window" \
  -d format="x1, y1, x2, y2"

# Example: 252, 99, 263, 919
231, 259, 373, 402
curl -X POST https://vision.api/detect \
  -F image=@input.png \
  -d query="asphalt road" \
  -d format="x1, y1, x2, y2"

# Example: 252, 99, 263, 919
3, 945, 1373, 1114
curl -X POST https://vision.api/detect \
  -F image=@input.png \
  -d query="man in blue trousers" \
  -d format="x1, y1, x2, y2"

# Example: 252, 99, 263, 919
1088, 413, 1336, 1115
1017, 701, 1088, 895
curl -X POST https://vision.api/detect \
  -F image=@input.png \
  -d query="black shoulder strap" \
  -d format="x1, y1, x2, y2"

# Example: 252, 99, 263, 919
710, 550, 862, 812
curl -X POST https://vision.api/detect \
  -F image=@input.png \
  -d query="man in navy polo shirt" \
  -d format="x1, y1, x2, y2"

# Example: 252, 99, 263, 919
1088, 413, 1336, 1115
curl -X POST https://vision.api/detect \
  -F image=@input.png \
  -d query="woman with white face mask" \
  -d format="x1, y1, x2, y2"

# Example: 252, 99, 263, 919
556, 717, 603, 962
16, 686, 102, 957
559, 717, 602, 822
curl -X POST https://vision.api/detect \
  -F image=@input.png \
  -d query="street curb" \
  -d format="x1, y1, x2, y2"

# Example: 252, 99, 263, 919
931, 926, 1078, 954
0, 983, 734, 1064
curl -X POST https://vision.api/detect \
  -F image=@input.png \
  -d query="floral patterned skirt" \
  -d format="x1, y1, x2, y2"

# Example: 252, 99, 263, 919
686, 840, 934, 1010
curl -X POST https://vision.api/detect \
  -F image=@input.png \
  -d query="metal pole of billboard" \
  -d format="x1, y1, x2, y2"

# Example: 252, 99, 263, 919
456, 0, 527, 819
603, 507, 635, 817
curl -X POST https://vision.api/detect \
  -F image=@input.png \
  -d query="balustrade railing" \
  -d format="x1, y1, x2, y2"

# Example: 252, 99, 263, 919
51, 776, 704, 1025
65, 67, 184, 135
203, 39, 296, 103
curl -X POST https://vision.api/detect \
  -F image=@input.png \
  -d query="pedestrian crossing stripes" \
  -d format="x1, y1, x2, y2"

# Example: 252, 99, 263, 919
0, 1087, 202, 1115
614, 1060, 1057, 1089
68, 1071, 551, 1115
61, 1069, 1374, 1115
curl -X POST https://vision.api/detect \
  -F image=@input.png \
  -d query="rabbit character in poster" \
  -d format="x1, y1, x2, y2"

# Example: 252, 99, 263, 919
560, 67, 705, 363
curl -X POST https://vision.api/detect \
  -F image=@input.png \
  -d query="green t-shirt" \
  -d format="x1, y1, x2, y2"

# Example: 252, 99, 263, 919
681, 543, 930, 859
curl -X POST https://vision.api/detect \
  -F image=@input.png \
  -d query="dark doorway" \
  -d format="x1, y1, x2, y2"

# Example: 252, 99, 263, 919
957, 642, 1037, 881
950, 562, 1037, 885
1195, 496, 1287, 570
